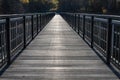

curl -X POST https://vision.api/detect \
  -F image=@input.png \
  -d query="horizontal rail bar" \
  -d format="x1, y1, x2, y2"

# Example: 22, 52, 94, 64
0, 12, 55, 73
60, 12, 120, 77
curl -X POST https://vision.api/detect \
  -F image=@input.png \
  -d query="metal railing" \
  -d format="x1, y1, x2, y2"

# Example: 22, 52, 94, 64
60, 12, 120, 72
0, 12, 55, 71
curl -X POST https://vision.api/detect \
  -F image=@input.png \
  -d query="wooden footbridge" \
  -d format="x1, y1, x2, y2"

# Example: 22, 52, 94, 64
0, 13, 120, 80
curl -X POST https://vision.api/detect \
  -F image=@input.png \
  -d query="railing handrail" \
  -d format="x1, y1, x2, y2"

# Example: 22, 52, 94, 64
0, 12, 55, 75
60, 12, 120, 78
0, 12, 55, 18
60, 12, 120, 19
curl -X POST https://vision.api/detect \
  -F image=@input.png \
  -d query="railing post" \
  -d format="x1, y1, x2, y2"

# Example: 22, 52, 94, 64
106, 18, 112, 65
83, 15, 85, 40
71, 15, 72, 27
40, 14, 41, 31
72, 15, 74, 29
23, 16, 26, 49
74, 14, 77, 31
31, 15, 34, 39
6, 17, 11, 65
36, 14, 39, 34
91, 16, 94, 48
41, 14, 43, 30
78, 14, 80, 35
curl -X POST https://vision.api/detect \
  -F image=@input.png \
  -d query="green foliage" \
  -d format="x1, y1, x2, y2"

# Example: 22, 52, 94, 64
27, 0, 53, 12
0, 0, 118, 14
57, 0, 116, 14
0, 0, 58, 14
22, 0, 59, 12
2, 0, 24, 14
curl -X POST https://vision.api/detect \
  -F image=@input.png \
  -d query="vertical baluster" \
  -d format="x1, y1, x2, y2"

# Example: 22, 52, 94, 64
78, 14, 80, 35
41, 14, 42, 30
83, 15, 86, 40
23, 16, 26, 49
40, 14, 41, 31
75, 14, 76, 31
106, 18, 112, 65
36, 14, 39, 34
31, 15, 34, 39
6, 17, 11, 65
91, 16, 94, 48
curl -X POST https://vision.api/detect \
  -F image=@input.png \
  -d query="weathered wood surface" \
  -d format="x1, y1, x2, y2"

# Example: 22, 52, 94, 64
0, 15, 119, 80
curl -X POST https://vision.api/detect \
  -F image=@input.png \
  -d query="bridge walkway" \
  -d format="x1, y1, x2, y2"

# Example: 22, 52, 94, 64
0, 15, 118, 80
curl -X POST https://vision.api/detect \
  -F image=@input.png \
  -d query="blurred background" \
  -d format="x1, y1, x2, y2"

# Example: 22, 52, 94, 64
0, 0, 120, 14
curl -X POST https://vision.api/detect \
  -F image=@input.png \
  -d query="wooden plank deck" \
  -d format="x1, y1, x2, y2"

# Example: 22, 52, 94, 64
0, 15, 119, 80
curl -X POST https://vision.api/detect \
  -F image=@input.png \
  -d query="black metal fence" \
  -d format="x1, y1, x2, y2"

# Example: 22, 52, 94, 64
60, 12, 120, 71
0, 12, 55, 70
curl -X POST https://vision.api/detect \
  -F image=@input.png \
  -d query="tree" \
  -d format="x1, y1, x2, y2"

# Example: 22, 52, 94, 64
0, 0, 3, 14
27, 0, 54, 13
58, 0, 108, 13
58, 0, 88, 12
2, 0, 24, 14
